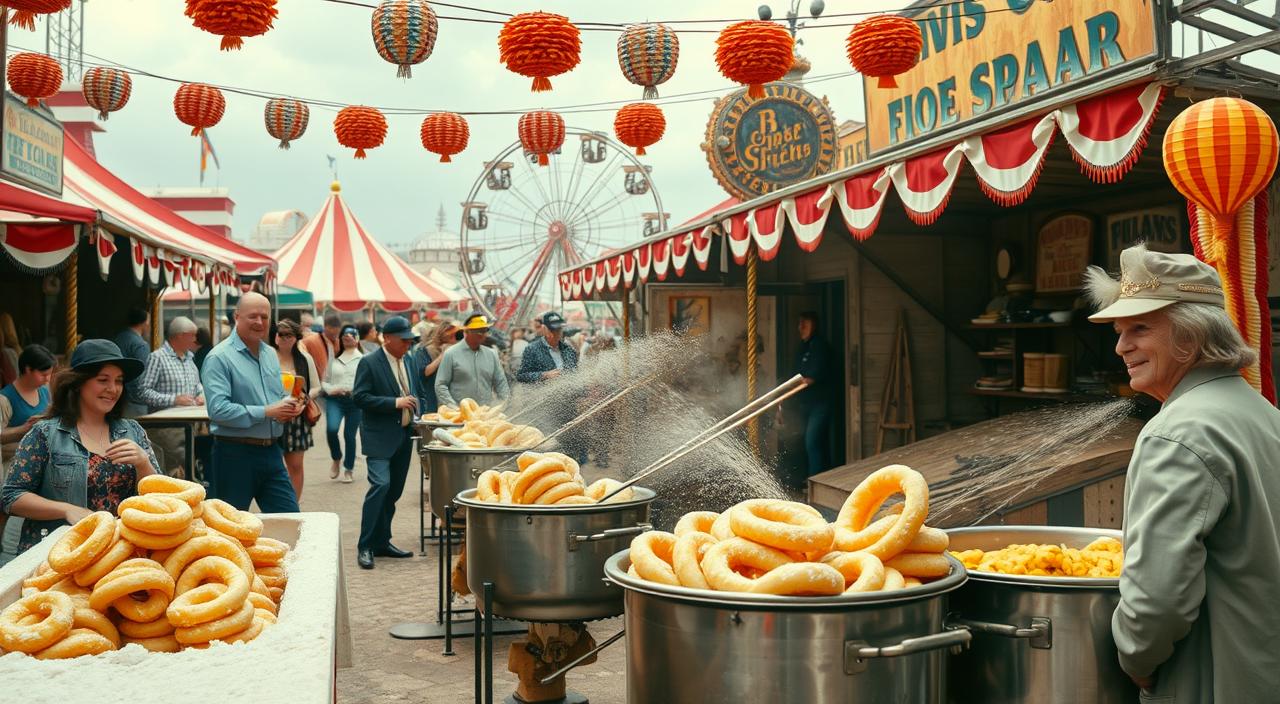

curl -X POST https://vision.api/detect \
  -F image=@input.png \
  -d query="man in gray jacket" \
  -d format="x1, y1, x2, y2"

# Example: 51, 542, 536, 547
435, 313, 510, 407
1085, 244, 1280, 702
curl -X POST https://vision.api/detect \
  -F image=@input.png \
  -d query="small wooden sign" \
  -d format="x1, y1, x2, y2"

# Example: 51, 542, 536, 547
1104, 206, 1184, 270
1036, 214, 1093, 292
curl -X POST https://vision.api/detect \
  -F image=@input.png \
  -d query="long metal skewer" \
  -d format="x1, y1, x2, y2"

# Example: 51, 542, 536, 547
538, 629, 626, 685
598, 375, 808, 503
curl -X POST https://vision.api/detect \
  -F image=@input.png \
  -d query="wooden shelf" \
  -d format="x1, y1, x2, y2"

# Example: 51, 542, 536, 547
969, 388, 1107, 402
977, 351, 1014, 359
968, 322, 1070, 330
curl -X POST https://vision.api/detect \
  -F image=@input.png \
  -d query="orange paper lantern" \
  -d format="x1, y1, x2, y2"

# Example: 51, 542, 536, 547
420, 112, 469, 163
174, 83, 226, 136
614, 103, 665, 156
334, 106, 388, 159
2, 0, 70, 31
82, 67, 132, 120
498, 11, 581, 93
518, 111, 565, 167
847, 15, 923, 89
715, 20, 793, 100
6, 52, 61, 107
184, 0, 278, 51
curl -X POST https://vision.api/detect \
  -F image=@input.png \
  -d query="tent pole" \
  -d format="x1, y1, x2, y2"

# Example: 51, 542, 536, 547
149, 287, 161, 351
65, 249, 79, 354
746, 246, 759, 456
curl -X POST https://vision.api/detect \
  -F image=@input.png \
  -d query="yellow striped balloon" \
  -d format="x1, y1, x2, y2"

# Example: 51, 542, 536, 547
1163, 97, 1278, 237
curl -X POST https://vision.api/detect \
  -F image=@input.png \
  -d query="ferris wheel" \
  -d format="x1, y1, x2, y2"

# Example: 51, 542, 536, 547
458, 127, 666, 330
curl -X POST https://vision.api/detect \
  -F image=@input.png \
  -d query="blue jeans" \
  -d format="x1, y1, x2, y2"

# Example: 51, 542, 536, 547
358, 429, 413, 552
325, 395, 362, 470
212, 440, 300, 513
803, 403, 832, 477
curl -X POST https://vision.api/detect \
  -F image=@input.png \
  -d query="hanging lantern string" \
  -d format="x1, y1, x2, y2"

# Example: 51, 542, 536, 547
321, 0, 1044, 32
6, 43, 855, 117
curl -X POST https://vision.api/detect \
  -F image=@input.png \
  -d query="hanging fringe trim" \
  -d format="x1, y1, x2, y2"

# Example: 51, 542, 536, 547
977, 132, 1055, 207
532, 76, 552, 92
1250, 191, 1276, 403
220, 36, 244, 51
0, 244, 72, 275
1069, 86, 1165, 184
9, 11, 36, 31
642, 85, 658, 100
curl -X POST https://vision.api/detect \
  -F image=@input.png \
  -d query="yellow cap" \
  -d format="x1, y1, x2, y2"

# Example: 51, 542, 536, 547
463, 315, 491, 330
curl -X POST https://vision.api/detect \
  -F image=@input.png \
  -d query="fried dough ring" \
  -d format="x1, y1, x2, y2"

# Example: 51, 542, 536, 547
23, 562, 64, 591
0, 591, 75, 653
47, 511, 117, 574
903, 577, 924, 587
476, 470, 503, 502
835, 515, 949, 554
515, 451, 541, 471
120, 522, 194, 551
123, 634, 182, 652
730, 499, 834, 553
699, 537, 793, 593
162, 535, 256, 583
255, 608, 278, 624
117, 614, 174, 639
513, 426, 544, 447
709, 506, 739, 541
34, 627, 116, 659
554, 494, 596, 505
168, 557, 251, 626
585, 478, 634, 503
834, 465, 929, 560
821, 551, 887, 593
174, 599, 255, 645
247, 591, 277, 615
672, 532, 717, 589
884, 552, 951, 578
881, 567, 906, 591
46, 576, 92, 607
223, 615, 266, 644
749, 562, 845, 596
201, 499, 263, 544
519, 470, 574, 504
268, 586, 285, 603
535, 481, 585, 505
485, 421, 514, 445
73, 536, 137, 587
499, 471, 519, 503
459, 398, 480, 420
138, 474, 206, 512
90, 560, 174, 621
256, 565, 288, 590
245, 537, 289, 568
674, 511, 719, 537
629, 531, 679, 586
512, 458, 567, 502
72, 607, 121, 647
119, 495, 194, 536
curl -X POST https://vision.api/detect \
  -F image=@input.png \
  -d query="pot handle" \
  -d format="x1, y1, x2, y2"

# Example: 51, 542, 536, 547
948, 616, 1052, 650
568, 523, 653, 551
844, 629, 972, 675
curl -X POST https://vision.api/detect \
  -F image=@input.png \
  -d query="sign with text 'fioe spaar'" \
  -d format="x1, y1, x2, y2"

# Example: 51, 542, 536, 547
864, 0, 1157, 153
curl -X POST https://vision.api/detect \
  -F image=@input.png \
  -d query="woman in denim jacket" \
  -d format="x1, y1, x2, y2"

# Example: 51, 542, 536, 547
0, 339, 158, 555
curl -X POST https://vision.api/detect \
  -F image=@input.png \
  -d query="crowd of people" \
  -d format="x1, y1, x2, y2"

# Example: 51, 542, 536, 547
0, 298, 620, 568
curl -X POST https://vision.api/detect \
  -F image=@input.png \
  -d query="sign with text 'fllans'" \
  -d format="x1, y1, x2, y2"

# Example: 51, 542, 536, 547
864, 0, 1157, 153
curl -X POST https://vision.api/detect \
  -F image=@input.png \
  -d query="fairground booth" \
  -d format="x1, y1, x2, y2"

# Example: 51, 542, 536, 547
558, 0, 1280, 525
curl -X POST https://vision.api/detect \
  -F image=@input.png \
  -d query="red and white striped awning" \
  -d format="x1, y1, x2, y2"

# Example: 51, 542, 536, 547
0, 180, 97, 273
272, 183, 463, 312
560, 82, 1165, 301
61, 135, 275, 293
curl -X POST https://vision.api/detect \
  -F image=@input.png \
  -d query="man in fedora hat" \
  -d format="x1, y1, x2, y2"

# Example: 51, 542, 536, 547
1085, 244, 1280, 701
434, 313, 510, 408
352, 315, 427, 569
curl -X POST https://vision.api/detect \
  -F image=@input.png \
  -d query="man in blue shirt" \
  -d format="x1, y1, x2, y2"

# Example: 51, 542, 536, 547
113, 306, 151, 417
785, 311, 833, 477
201, 292, 303, 512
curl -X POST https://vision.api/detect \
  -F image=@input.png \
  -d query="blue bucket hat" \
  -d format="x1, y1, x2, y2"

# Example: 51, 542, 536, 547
70, 339, 145, 382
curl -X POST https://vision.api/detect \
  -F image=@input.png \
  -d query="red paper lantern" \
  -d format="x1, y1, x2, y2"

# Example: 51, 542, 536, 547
518, 111, 565, 166
2, 0, 70, 31
715, 20, 793, 100
334, 106, 387, 159
173, 83, 226, 136
498, 11, 581, 92
420, 112, 469, 163
6, 52, 61, 107
264, 98, 310, 149
614, 103, 665, 156
846, 15, 923, 89
184, 0, 278, 51
81, 67, 132, 120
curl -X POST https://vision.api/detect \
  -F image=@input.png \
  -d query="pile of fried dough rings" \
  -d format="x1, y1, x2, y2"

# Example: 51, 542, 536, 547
423, 398, 544, 449
475, 451, 635, 506
627, 465, 952, 596
0, 476, 288, 658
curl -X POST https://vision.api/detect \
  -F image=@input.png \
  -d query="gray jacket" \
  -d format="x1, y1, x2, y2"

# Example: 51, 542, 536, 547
434, 342, 510, 407
1112, 366, 1280, 702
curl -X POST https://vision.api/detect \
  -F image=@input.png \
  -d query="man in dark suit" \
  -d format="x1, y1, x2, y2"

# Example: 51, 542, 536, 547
352, 315, 425, 569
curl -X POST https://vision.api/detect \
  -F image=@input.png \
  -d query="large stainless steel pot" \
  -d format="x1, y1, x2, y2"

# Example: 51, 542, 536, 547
604, 550, 970, 703
423, 446, 522, 520
946, 526, 1136, 704
456, 487, 656, 623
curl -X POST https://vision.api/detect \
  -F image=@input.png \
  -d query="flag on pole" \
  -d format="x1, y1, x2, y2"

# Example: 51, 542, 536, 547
199, 130, 220, 185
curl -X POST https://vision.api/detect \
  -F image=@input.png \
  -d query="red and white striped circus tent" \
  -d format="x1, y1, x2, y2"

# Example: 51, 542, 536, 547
273, 182, 463, 312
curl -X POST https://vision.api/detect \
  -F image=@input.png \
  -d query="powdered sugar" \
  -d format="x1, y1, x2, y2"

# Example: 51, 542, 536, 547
0, 513, 347, 704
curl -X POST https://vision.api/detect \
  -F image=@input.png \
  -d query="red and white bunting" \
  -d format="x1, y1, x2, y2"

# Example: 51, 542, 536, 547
0, 223, 78, 272
1056, 82, 1164, 183
783, 185, 831, 251
963, 113, 1056, 206
749, 203, 786, 262
651, 238, 671, 280
570, 268, 583, 299
827, 168, 891, 241
95, 228, 116, 279
622, 249, 636, 286
606, 255, 623, 290
559, 82, 1168, 300
582, 263, 596, 297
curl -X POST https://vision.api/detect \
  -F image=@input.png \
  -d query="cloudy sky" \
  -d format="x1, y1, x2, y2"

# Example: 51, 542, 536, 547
15, 0, 901, 257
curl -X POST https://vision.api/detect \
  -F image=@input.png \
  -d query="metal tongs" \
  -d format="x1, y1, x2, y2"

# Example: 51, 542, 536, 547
597, 374, 809, 503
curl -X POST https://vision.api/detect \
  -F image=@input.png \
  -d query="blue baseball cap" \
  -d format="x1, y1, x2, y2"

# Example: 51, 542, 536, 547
380, 315, 419, 340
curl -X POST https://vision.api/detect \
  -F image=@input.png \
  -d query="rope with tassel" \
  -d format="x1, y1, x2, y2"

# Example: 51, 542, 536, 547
745, 246, 759, 455
64, 250, 79, 353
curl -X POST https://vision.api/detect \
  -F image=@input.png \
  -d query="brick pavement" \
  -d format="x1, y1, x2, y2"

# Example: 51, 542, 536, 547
298, 443, 629, 704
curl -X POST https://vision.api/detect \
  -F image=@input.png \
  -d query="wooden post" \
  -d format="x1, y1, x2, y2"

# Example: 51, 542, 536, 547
208, 287, 218, 344
149, 287, 162, 350
621, 285, 631, 341
745, 246, 759, 455
64, 250, 79, 354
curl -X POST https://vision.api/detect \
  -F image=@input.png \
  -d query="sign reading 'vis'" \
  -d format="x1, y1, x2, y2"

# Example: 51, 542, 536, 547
703, 82, 837, 200
864, 0, 1157, 153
